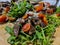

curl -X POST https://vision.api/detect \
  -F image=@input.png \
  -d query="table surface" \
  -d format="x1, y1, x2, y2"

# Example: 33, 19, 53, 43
0, 23, 60, 45
0, 23, 13, 45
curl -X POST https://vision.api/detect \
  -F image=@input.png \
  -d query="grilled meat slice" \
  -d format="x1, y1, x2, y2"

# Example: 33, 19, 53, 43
14, 23, 20, 37
14, 18, 25, 37
31, 17, 41, 26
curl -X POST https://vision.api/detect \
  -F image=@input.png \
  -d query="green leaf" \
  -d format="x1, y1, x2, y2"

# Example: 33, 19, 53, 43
56, 7, 60, 13
8, 1, 33, 18
5, 26, 14, 35
36, 30, 43, 39
35, 25, 41, 31
7, 36, 16, 44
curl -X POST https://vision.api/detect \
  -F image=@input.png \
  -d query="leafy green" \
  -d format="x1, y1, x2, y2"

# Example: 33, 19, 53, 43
5, 1, 60, 45
36, 30, 43, 39
7, 36, 16, 45
5, 26, 14, 35
35, 15, 60, 45
35, 25, 51, 45
8, 1, 33, 18
44, 24, 55, 37
5, 15, 60, 45
56, 7, 60, 13
47, 15, 60, 26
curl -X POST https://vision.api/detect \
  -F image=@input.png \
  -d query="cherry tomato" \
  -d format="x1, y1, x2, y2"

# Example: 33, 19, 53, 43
42, 17, 48, 25
38, 13, 48, 25
22, 23, 31, 32
35, 2, 44, 12
38, 13, 46, 19
0, 15, 7, 23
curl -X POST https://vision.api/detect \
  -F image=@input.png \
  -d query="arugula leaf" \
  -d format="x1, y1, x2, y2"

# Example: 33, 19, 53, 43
35, 25, 41, 31
5, 26, 14, 35
47, 15, 60, 26
36, 30, 43, 39
8, 1, 33, 18
56, 7, 60, 13
44, 24, 55, 37
7, 36, 16, 44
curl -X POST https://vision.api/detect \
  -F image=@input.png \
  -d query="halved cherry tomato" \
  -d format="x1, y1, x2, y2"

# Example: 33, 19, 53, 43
38, 13, 46, 19
22, 23, 31, 32
42, 17, 48, 25
5, 6, 10, 13
35, 2, 44, 12
0, 15, 7, 23
38, 13, 48, 25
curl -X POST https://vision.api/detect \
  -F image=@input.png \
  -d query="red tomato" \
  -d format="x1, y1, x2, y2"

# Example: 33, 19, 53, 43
0, 15, 7, 23
22, 23, 31, 32
38, 13, 48, 25
42, 17, 48, 25
35, 2, 44, 12
38, 13, 46, 19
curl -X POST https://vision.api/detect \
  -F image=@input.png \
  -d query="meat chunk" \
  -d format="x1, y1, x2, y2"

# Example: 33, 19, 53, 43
14, 18, 25, 37
4, 6, 10, 13
46, 6, 56, 14
16, 18, 25, 24
31, 17, 41, 25
46, 9, 54, 14
0, 8, 3, 15
40, 21, 46, 27
49, 5, 56, 12
14, 23, 20, 37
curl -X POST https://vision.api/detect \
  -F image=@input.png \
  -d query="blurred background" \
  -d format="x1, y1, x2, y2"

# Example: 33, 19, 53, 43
0, 0, 60, 7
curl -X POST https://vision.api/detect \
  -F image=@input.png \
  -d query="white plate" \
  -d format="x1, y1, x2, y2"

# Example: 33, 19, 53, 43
0, 0, 11, 2
0, 0, 60, 6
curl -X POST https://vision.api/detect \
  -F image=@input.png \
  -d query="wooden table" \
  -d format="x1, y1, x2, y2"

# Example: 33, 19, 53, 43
0, 23, 60, 45
0, 23, 13, 45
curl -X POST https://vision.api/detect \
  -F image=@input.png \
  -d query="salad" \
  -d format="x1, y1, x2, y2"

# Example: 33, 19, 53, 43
4, 0, 60, 45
